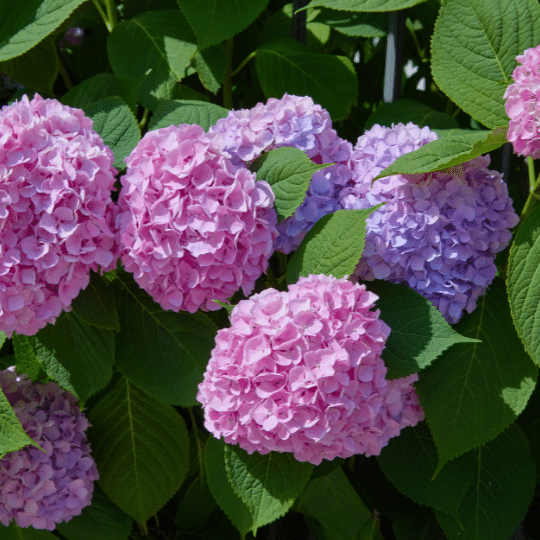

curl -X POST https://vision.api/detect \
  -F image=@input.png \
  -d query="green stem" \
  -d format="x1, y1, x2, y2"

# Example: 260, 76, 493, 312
222, 38, 234, 109
188, 407, 205, 480
521, 156, 540, 218
139, 108, 150, 131
58, 56, 73, 90
91, 0, 111, 32
231, 51, 256, 77
104, 0, 119, 31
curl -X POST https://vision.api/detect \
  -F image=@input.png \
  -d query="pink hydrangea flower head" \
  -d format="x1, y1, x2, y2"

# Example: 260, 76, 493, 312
0, 94, 119, 337
504, 44, 540, 159
209, 94, 353, 253
117, 123, 278, 313
0, 367, 99, 530
197, 274, 424, 465
339, 123, 519, 324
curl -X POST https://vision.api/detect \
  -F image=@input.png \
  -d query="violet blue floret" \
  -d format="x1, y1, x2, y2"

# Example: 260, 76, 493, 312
208, 94, 353, 253
338, 122, 520, 324
117, 123, 278, 313
504, 44, 540, 159
0, 367, 99, 530
0, 94, 119, 337
197, 274, 424, 466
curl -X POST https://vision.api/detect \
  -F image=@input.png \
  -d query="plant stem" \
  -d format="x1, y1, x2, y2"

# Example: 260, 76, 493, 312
91, 0, 111, 32
58, 56, 73, 90
222, 39, 234, 109
188, 407, 205, 480
520, 156, 540, 218
139, 108, 150, 131
231, 51, 256, 77
104, 0, 119, 31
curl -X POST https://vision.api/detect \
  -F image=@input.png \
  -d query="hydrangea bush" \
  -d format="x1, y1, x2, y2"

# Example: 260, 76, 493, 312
0, 1, 539, 540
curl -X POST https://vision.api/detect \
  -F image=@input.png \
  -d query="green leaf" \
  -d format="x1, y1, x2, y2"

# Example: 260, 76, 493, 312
0, 0, 87, 61
0, 383, 41, 460
434, 423, 535, 540
193, 44, 226, 94
303, 0, 428, 11
256, 38, 358, 121
71, 272, 120, 332
205, 437, 254, 538
0, 36, 58, 96
113, 271, 217, 407
367, 281, 480, 379
55, 485, 133, 540
375, 127, 508, 179
313, 8, 387, 37
287, 207, 382, 285
87, 376, 190, 524
12, 333, 43, 379
107, 9, 197, 109
299, 467, 372, 540
61, 73, 141, 115
176, 0, 269, 50
86, 96, 141, 170
0, 522, 58, 539
508, 204, 540, 366
416, 278, 538, 475
175, 474, 218, 530
431, 0, 540, 129
148, 99, 228, 132
365, 98, 460, 131
224, 445, 313, 534
391, 513, 447, 540
28, 311, 115, 404
250, 147, 331, 221
378, 422, 474, 522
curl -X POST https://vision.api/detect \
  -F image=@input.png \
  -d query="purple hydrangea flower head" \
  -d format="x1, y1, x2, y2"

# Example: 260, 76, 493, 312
117, 123, 278, 313
209, 94, 353, 253
0, 367, 99, 530
197, 274, 424, 465
338, 123, 519, 324
0, 94, 119, 337
504, 44, 540, 159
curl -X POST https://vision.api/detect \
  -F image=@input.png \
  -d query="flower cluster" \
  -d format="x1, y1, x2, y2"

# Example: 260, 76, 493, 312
197, 274, 424, 465
0, 94, 119, 336
209, 94, 353, 253
0, 367, 99, 530
338, 123, 519, 323
116, 124, 278, 313
504, 44, 540, 159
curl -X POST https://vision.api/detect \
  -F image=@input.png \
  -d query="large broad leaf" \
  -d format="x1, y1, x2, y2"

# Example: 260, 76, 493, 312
71, 272, 120, 332
0, 0, 87, 61
250, 147, 331, 221
107, 9, 203, 109
148, 99, 228, 132
113, 272, 217, 407
174, 474, 218, 530
12, 333, 43, 380
0, 384, 42, 460
313, 9, 387, 37
431, 0, 540, 129
365, 98, 460, 131
416, 278, 537, 474
176, 0, 269, 50
224, 445, 313, 535
508, 204, 540, 366
392, 513, 448, 540
55, 486, 133, 540
61, 73, 141, 114
303, 0, 428, 11
367, 281, 479, 379
378, 421, 474, 523
0, 522, 58, 539
86, 96, 141, 170
375, 127, 508, 179
435, 423, 535, 540
28, 311, 115, 404
87, 377, 190, 524
299, 467, 372, 540
256, 38, 358, 121
0, 36, 58, 96
287, 207, 382, 285
205, 437, 254, 538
